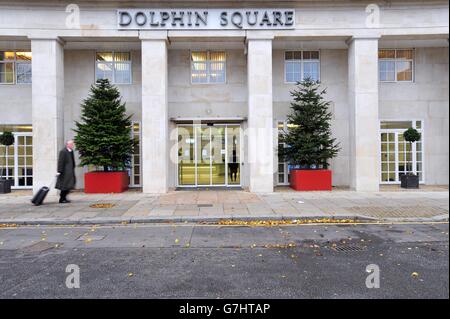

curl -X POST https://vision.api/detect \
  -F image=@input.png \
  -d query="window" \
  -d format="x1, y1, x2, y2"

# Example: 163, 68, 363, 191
130, 122, 141, 187
379, 49, 414, 82
0, 51, 32, 84
380, 120, 423, 184
96, 52, 132, 84
284, 51, 320, 83
191, 51, 226, 84
0, 125, 33, 189
277, 121, 290, 185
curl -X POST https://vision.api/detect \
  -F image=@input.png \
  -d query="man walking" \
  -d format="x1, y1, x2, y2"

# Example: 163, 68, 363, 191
56, 140, 76, 203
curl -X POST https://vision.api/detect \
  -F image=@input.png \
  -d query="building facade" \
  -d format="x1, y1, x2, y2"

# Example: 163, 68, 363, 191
0, 0, 448, 194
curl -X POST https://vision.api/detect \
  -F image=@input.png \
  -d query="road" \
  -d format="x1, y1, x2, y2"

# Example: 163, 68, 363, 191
0, 222, 448, 298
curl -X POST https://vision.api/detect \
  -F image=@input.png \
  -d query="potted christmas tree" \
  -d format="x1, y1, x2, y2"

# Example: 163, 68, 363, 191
0, 131, 14, 194
74, 79, 134, 193
279, 79, 340, 191
400, 127, 421, 189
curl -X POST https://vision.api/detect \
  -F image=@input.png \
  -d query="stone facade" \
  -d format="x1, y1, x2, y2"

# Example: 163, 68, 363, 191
0, 0, 448, 193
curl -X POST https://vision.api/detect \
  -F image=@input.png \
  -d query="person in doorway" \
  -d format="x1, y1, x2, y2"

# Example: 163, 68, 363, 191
56, 140, 76, 203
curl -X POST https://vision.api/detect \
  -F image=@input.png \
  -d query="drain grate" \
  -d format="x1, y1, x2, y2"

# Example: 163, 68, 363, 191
330, 244, 367, 252
21, 241, 61, 254
198, 204, 214, 208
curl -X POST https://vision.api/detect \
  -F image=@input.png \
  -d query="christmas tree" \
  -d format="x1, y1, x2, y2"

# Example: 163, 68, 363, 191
74, 79, 134, 172
279, 78, 340, 169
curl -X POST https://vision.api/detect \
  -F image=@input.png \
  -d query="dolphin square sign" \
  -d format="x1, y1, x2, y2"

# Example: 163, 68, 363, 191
117, 9, 296, 30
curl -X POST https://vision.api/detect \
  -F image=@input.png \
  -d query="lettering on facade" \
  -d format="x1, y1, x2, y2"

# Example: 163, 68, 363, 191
117, 9, 295, 30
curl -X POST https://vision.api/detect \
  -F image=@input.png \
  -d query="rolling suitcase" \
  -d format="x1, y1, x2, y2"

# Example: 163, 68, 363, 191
31, 177, 56, 206
31, 186, 50, 206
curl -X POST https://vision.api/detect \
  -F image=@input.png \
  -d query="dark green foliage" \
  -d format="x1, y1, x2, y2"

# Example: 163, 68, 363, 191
403, 127, 421, 143
74, 79, 134, 172
0, 131, 14, 179
0, 131, 14, 146
279, 78, 340, 169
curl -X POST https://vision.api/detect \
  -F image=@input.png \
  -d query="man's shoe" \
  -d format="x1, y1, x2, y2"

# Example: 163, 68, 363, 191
59, 199, 71, 204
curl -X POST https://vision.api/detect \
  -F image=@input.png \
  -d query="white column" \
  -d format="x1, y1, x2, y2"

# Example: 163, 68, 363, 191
140, 32, 169, 193
31, 38, 64, 194
247, 35, 274, 193
348, 37, 380, 191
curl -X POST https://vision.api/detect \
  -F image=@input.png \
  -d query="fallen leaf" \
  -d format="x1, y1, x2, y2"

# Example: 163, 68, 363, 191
128, 272, 134, 277
411, 272, 419, 279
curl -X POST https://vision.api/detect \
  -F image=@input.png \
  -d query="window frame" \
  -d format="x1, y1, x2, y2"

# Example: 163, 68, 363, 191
379, 119, 425, 184
190, 50, 227, 85
284, 50, 321, 84
379, 49, 415, 83
95, 51, 133, 85
0, 50, 32, 85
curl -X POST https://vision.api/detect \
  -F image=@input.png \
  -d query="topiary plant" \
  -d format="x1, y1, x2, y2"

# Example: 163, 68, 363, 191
403, 128, 421, 176
0, 131, 14, 180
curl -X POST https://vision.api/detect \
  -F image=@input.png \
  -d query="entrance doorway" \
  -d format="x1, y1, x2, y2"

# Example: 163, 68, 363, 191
177, 124, 241, 187
380, 120, 424, 184
0, 132, 33, 189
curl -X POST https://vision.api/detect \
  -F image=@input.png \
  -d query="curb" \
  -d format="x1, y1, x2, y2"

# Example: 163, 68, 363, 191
1, 214, 445, 226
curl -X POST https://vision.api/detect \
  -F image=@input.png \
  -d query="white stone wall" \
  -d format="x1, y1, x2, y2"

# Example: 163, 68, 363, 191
273, 49, 350, 186
379, 47, 450, 185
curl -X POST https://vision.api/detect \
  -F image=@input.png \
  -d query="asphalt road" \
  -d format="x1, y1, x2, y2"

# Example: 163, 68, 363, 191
0, 222, 448, 299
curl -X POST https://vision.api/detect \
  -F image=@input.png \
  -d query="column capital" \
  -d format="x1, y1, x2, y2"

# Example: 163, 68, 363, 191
245, 30, 274, 42
346, 35, 380, 46
139, 30, 169, 41
28, 35, 65, 45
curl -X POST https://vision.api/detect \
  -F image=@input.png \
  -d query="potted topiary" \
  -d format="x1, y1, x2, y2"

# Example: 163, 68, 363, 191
279, 78, 340, 191
0, 131, 14, 194
74, 79, 134, 193
400, 127, 421, 189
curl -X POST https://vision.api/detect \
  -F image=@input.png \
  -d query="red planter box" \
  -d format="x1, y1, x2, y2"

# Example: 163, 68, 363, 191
84, 171, 129, 194
290, 169, 332, 191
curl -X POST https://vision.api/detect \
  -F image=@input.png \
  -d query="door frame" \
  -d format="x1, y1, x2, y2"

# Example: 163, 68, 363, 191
176, 123, 242, 188
11, 132, 33, 189
379, 120, 425, 184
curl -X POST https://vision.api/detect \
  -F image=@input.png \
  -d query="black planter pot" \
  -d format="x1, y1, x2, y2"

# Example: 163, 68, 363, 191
0, 179, 12, 194
400, 174, 419, 189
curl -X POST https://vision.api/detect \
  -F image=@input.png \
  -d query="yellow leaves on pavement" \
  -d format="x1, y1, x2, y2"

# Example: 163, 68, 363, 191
216, 218, 358, 227
89, 203, 115, 209
0, 224, 18, 228
411, 272, 420, 279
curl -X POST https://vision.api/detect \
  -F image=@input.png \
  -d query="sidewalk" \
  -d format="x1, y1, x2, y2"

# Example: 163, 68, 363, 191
0, 187, 448, 225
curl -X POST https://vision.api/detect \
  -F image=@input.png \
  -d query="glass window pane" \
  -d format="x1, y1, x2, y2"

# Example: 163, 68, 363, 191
285, 51, 293, 60
293, 51, 302, 60
396, 61, 413, 81
96, 52, 113, 62
0, 51, 15, 61
396, 49, 413, 60
379, 61, 395, 81
0, 62, 14, 83
303, 62, 319, 81
16, 52, 32, 61
96, 62, 113, 82
210, 52, 226, 62
191, 51, 207, 62
114, 62, 131, 84
114, 52, 130, 62
379, 50, 395, 59
16, 63, 32, 84
380, 121, 413, 130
